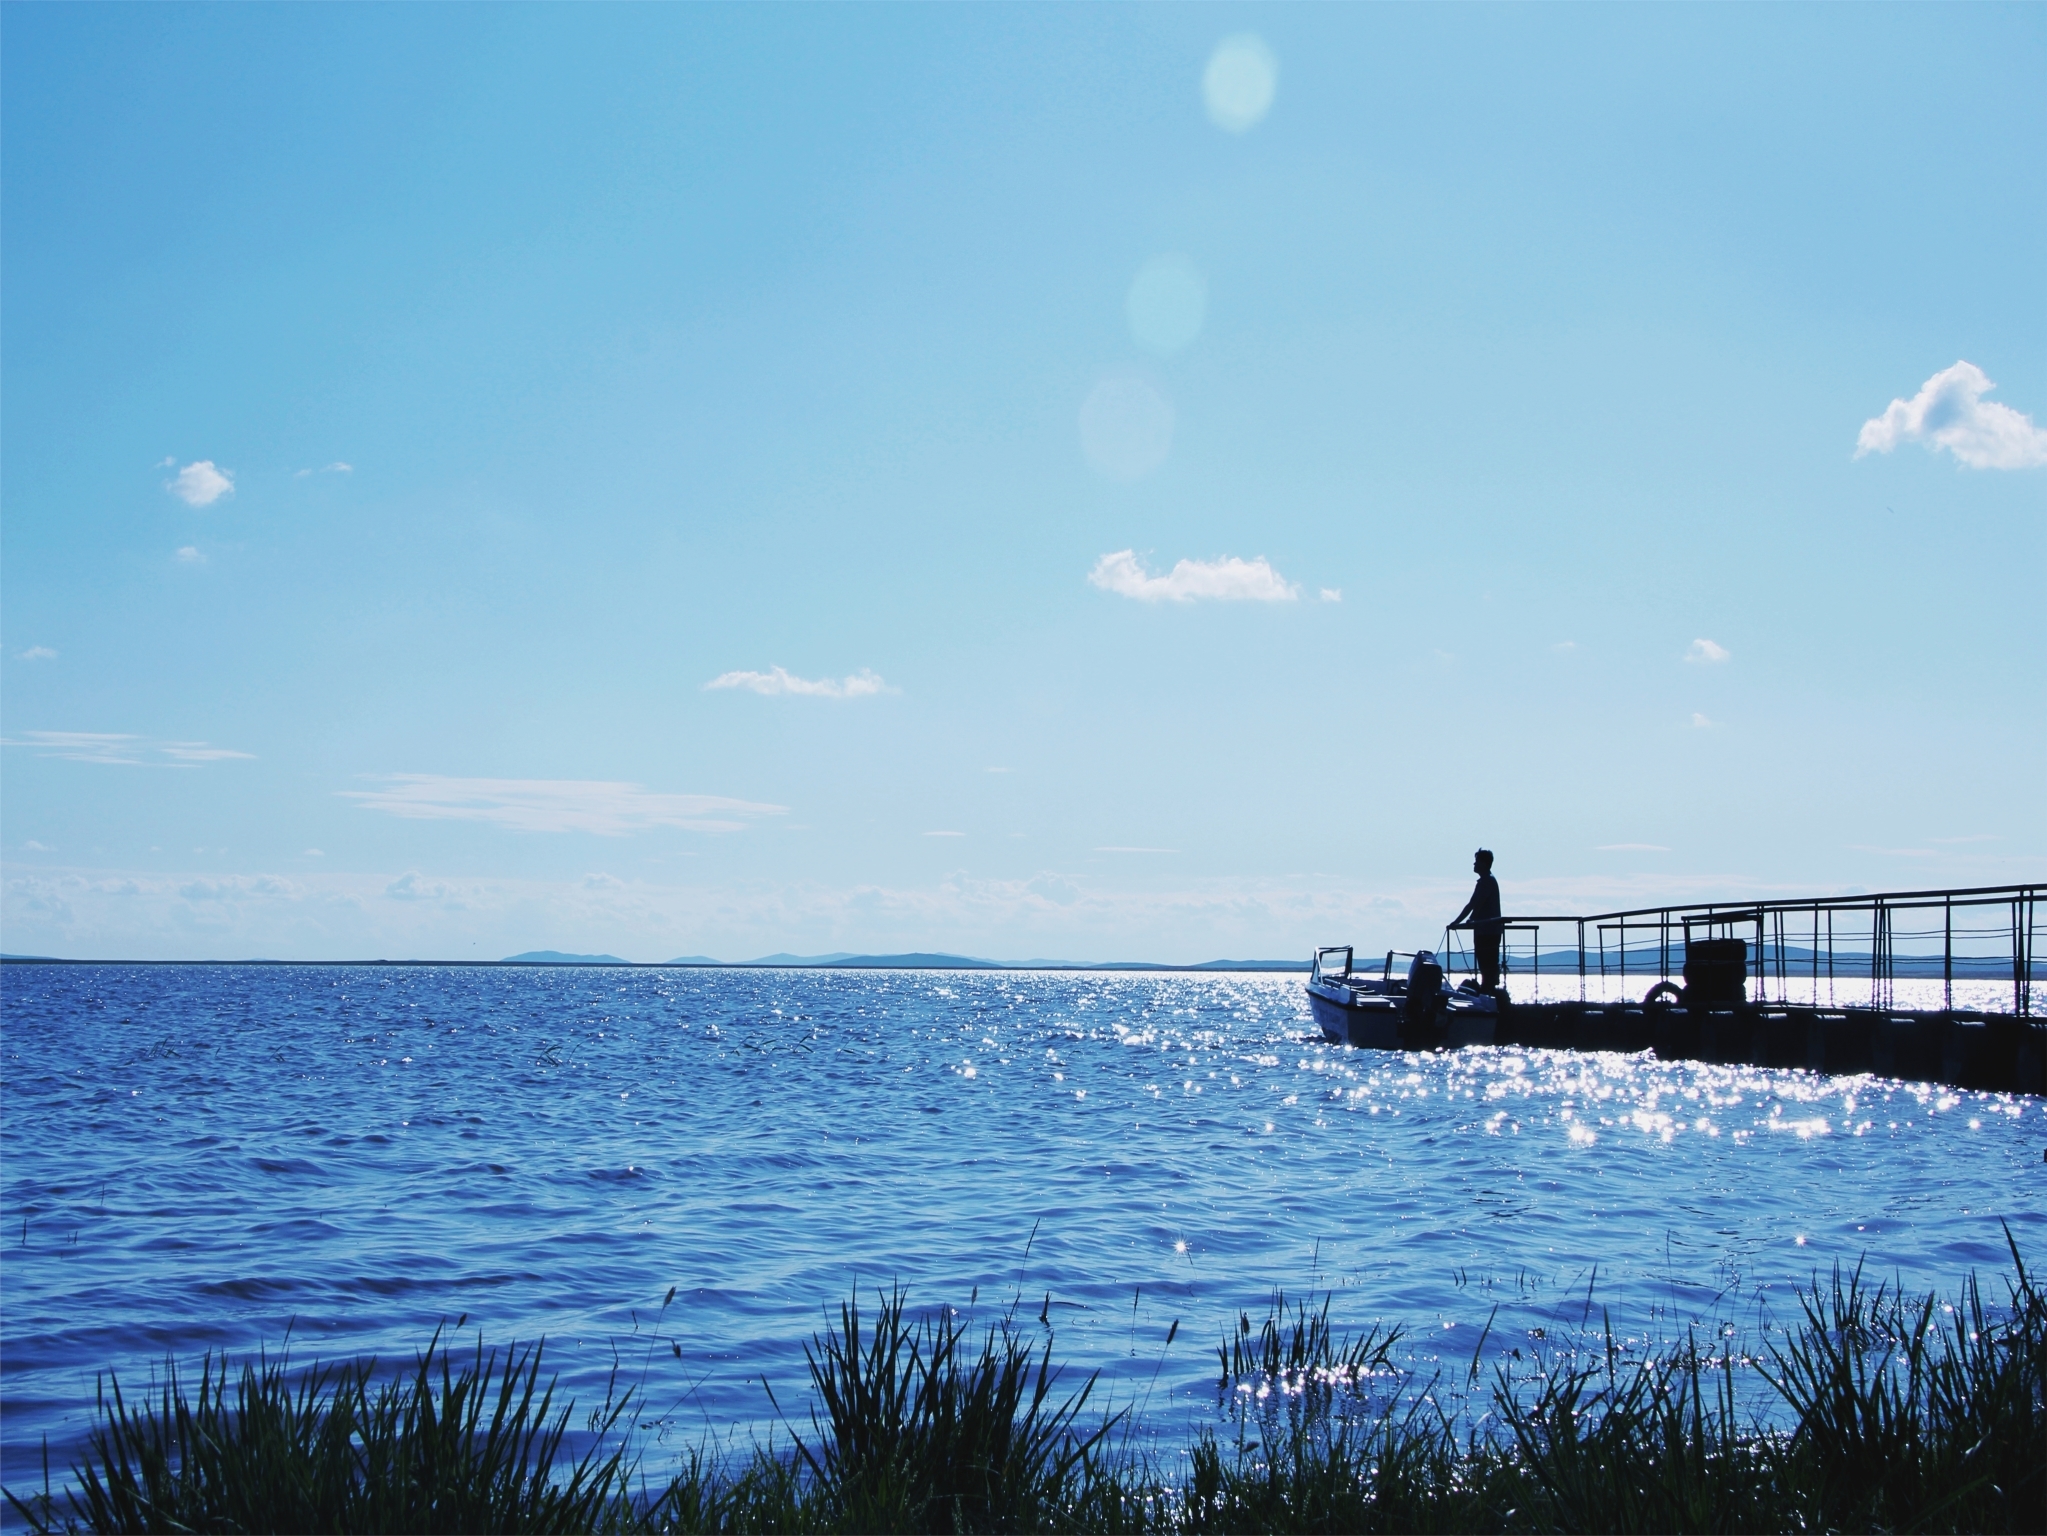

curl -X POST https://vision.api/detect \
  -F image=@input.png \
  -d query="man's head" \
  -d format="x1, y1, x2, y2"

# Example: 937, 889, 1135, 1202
1474, 848, 1494, 873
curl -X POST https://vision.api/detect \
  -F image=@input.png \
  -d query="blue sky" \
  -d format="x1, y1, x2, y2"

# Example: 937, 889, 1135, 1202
4, 4, 2042, 962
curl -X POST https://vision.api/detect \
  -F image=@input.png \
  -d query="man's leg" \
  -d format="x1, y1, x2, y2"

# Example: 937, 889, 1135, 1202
1477, 932, 1500, 992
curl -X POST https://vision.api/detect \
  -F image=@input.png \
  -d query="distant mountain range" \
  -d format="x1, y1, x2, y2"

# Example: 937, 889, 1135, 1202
503, 950, 630, 965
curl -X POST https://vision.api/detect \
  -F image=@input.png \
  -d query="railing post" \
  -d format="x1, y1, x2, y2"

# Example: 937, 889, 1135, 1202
1944, 896, 1953, 1013
1812, 903, 1820, 1009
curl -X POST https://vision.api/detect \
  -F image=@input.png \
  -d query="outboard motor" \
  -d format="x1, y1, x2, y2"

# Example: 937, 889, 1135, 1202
1405, 950, 1445, 1036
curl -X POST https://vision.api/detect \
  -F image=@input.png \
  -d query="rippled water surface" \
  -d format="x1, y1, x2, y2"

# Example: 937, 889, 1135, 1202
4, 963, 2042, 1491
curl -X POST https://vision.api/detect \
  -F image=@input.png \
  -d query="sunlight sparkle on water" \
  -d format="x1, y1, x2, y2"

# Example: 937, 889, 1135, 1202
2, 966, 2037, 1490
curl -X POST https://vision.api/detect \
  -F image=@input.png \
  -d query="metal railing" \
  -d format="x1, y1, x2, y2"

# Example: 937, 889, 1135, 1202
1443, 883, 2040, 1017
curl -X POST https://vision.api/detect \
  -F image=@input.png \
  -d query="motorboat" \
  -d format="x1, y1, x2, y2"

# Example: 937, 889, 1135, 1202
1307, 946, 1498, 1050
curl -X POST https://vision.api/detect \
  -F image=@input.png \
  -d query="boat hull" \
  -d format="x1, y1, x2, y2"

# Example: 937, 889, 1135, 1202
1308, 980, 1497, 1050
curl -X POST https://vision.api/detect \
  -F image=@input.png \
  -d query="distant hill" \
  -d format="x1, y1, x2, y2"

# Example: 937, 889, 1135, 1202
824, 952, 1002, 968
740, 952, 859, 965
503, 950, 631, 965
665, 955, 723, 965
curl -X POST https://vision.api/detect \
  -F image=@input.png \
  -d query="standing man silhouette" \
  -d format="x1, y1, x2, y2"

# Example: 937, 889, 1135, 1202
1451, 848, 1503, 994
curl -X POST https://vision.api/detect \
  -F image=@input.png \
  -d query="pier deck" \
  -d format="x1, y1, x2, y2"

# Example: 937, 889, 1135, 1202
1492, 998, 2043, 1094
1448, 882, 2043, 1094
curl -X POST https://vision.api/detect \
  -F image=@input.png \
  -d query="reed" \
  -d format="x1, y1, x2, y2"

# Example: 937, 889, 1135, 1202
770, 1283, 1118, 1531
5, 1329, 637, 1535
9, 1235, 2042, 1534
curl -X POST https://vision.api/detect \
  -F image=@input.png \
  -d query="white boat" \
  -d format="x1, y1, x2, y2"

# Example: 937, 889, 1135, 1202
1306, 946, 1498, 1050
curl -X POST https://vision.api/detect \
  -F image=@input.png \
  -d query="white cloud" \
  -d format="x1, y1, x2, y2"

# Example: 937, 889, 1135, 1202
25, 841, 50, 852
1597, 843, 1670, 852
923, 830, 965, 838
297, 462, 354, 478
160, 742, 256, 763
1204, 34, 1277, 132
167, 461, 234, 506
1095, 846, 1177, 854
1089, 550, 1299, 603
1685, 638, 1730, 664
15, 646, 57, 661
385, 871, 454, 902
1552, 641, 1578, 653
1691, 712, 1714, 728
175, 546, 205, 564
1319, 588, 1342, 603
4, 731, 144, 764
1857, 362, 2047, 470
303, 849, 325, 857
340, 775, 786, 835
704, 666, 889, 698
0, 732, 251, 766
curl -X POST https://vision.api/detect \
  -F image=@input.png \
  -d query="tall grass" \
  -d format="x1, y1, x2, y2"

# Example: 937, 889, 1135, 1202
10, 1235, 2043, 1533
5, 1328, 635, 1534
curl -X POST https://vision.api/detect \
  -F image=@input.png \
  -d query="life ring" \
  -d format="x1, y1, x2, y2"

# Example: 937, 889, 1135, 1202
1642, 980, 1686, 1009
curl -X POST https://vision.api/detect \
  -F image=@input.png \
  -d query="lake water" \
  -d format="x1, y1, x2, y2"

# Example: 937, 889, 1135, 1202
3, 963, 2042, 1499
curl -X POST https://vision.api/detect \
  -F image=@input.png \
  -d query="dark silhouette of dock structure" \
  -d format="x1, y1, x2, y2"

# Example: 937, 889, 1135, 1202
1441, 883, 2042, 1093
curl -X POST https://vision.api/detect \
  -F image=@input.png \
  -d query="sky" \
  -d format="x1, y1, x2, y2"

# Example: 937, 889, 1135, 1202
3, 4, 2042, 963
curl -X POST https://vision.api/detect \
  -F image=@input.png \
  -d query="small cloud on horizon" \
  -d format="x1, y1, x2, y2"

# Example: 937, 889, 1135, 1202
25, 840, 50, 851
1089, 550, 1298, 603
386, 870, 456, 902
295, 462, 354, 478
1691, 712, 1714, 728
341, 774, 786, 836
1552, 640, 1578, 653
175, 546, 204, 564
1319, 588, 1342, 603
1095, 846, 1177, 854
1928, 834, 2000, 845
1686, 638, 1731, 664
705, 666, 890, 699
923, 830, 965, 838
1856, 361, 2047, 470
15, 645, 57, 661
303, 848, 324, 857
167, 460, 234, 506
